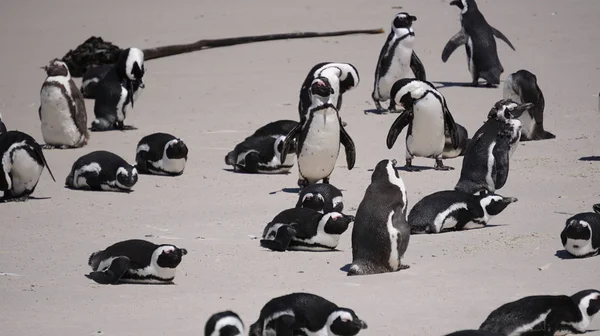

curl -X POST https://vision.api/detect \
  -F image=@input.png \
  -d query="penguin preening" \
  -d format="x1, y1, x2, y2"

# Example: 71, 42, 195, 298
442, 0, 516, 87
65, 150, 138, 192
561, 204, 600, 258
204, 311, 244, 336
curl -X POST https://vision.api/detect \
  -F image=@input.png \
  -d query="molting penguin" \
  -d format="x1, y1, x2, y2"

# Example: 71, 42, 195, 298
91, 47, 145, 131
372, 12, 426, 112
560, 204, 600, 258
385, 78, 461, 171
249, 120, 299, 139
296, 183, 344, 214
65, 150, 138, 192
205, 311, 244, 336
408, 190, 517, 234
249, 292, 367, 336
0, 114, 6, 134
349, 159, 410, 276
225, 134, 296, 174
479, 289, 600, 336
135, 133, 188, 176
86, 239, 188, 284
0, 130, 56, 202
442, 0, 516, 87
260, 208, 355, 252
503, 69, 555, 141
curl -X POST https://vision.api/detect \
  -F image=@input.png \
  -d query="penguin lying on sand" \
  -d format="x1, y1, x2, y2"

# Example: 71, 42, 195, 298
561, 204, 600, 258
205, 311, 244, 336
296, 183, 344, 214
225, 134, 296, 174
248, 120, 299, 139
65, 150, 138, 192
135, 133, 188, 176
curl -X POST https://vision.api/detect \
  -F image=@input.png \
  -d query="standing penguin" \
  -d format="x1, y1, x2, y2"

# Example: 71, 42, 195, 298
560, 204, 600, 258
0, 114, 6, 134
225, 134, 296, 174
249, 292, 368, 336
135, 133, 188, 176
65, 150, 138, 192
385, 78, 461, 171
479, 290, 600, 335
86, 239, 188, 284
39, 59, 89, 149
503, 69, 555, 141
281, 77, 356, 187
205, 311, 244, 336
442, 0, 516, 87
348, 159, 410, 276
91, 47, 145, 131
0, 131, 56, 202
372, 12, 427, 112
296, 183, 344, 214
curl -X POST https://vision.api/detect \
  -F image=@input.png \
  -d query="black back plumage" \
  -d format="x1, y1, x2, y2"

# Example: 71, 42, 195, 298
263, 208, 325, 240
249, 120, 299, 139
67, 150, 134, 186
136, 132, 182, 162
0, 130, 56, 189
204, 311, 243, 336
296, 183, 344, 213
225, 135, 286, 173
88, 239, 162, 271
81, 64, 112, 99
408, 190, 485, 233
561, 212, 600, 255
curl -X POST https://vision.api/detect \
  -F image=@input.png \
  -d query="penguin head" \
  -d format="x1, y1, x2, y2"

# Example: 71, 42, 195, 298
392, 12, 417, 30
392, 79, 427, 111
117, 47, 145, 81
564, 218, 592, 241
338, 63, 360, 94
301, 192, 326, 212
154, 244, 188, 269
571, 290, 600, 323
204, 311, 244, 336
321, 212, 355, 234
327, 308, 368, 336
488, 99, 534, 120
42, 59, 70, 78
479, 194, 518, 217
371, 159, 405, 190
450, 0, 476, 13
310, 77, 335, 98
115, 166, 138, 190
166, 139, 189, 160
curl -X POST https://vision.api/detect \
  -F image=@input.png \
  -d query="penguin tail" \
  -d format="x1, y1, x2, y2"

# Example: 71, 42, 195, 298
88, 251, 102, 269
225, 151, 236, 166
347, 263, 365, 276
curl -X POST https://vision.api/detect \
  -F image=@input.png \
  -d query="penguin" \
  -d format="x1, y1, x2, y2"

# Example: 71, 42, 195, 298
91, 47, 145, 131
38, 59, 89, 149
80, 64, 112, 99
205, 311, 244, 336
479, 289, 600, 335
65, 150, 138, 192
442, 122, 469, 159
225, 134, 296, 174
503, 69, 555, 141
560, 204, 600, 258
408, 190, 518, 234
0, 114, 6, 134
260, 208, 355, 252
249, 120, 299, 139
443, 331, 502, 336
296, 183, 344, 214
249, 292, 368, 336
135, 133, 188, 176
442, 0, 516, 87
86, 239, 188, 284
455, 99, 531, 194
281, 77, 356, 187
372, 12, 427, 112
385, 78, 461, 171
348, 159, 410, 276
0, 130, 56, 202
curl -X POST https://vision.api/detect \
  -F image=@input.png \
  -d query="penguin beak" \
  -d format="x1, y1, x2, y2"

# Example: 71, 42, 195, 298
503, 197, 518, 204
391, 159, 398, 166
179, 248, 188, 256
356, 319, 368, 329
450, 0, 461, 7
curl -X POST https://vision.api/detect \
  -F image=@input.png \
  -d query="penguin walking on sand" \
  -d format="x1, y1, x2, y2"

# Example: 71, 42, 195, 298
281, 77, 356, 187
86, 239, 188, 284
65, 150, 138, 192
0, 131, 56, 202
91, 47, 145, 131
349, 159, 410, 276
39, 59, 89, 149
385, 78, 461, 171
561, 204, 600, 258
205, 311, 244, 336
225, 134, 296, 174
479, 289, 600, 335
249, 292, 368, 336
503, 69, 555, 141
442, 0, 516, 87
135, 133, 188, 176
372, 12, 427, 112
296, 183, 344, 214
0, 114, 6, 134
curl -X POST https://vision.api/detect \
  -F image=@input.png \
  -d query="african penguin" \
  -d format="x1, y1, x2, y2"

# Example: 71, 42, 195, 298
135, 133, 188, 176
0, 130, 56, 202
408, 190, 518, 234
39, 59, 89, 149
86, 239, 188, 284
348, 159, 410, 276
560, 204, 600, 258
225, 134, 296, 174
385, 78, 461, 171
260, 207, 355, 252
443, 331, 502, 336
281, 77, 356, 187
249, 292, 368, 336
443, 122, 470, 159
0, 114, 6, 134
205, 311, 244, 336
479, 289, 600, 336
296, 183, 344, 214
503, 69, 555, 141
442, 0, 516, 87
248, 120, 299, 139
80, 64, 111, 99
65, 150, 138, 192
91, 47, 145, 131
372, 12, 427, 112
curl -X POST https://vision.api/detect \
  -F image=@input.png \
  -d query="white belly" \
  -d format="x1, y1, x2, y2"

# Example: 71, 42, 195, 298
151, 157, 187, 175
10, 150, 43, 196
298, 109, 340, 182
467, 37, 475, 75
40, 86, 81, 147
376, 41, 414, 101
565, 238, 597, 257
386, 211, 401, 271
406, 97, 446, 157
116, 86, 129, 122
433, 203, 468, 233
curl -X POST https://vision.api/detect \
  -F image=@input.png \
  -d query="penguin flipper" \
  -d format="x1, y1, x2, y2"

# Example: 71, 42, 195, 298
339, 119, 356, 170
34, 143, 56, 182
491, 27, 516, 51
386, 110, 412, 149
593, 204, 600, 215
281, 123, 302, 164
492, 139, 510, 190
85, 256, 130, 284
441, 30, 467, 62
410, 51, 427, 81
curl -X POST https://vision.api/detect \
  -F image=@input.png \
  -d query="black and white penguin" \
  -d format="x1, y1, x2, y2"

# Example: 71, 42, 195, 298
503, 69, 555, 141
385, 78, 461, 171
65, 150, 138, 192
296, 183, 344, 214
80, 64, 112, 99
86, 239, 188, 284
0, 130, 56, 202
39, 59, 89, 149
249, 292, 368, 336
442, 0, 516, 87
0, 114, 6, 134
348, 159, 410, 276
479, 289, 600, 335
248, 120, 299, 139
560, 204, 600, 258
135, 133, 188, 176
225, 134, 296, 174
91, 47, 145, 131
260, 208, 355, 252
443, 122, 470, 159
282, 77, 356, 187
204, 311, 244, 336
372, 12, 426, 112
408, 190, 518, 234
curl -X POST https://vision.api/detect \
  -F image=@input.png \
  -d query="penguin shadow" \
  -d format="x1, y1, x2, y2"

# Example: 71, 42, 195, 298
0, 195, 51, 203
88, 126, 138, 132
554, 250, 577, 260
579, 156, 600, 162
367, 165, 436, 172
63, 186, 135, 194
85, 275, 177, 285
432, 80, 501, 90
363, 108, 394, 115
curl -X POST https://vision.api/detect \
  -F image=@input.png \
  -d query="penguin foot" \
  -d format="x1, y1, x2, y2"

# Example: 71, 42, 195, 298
297, 178, 309, 188
373, 100, 383, 111
42, 144, 69, 150
0, 195, 29, 203
404, 160, 421, 172
398, 264, 411, 270
322, 177, 330, 184
434, 160, 454, 171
